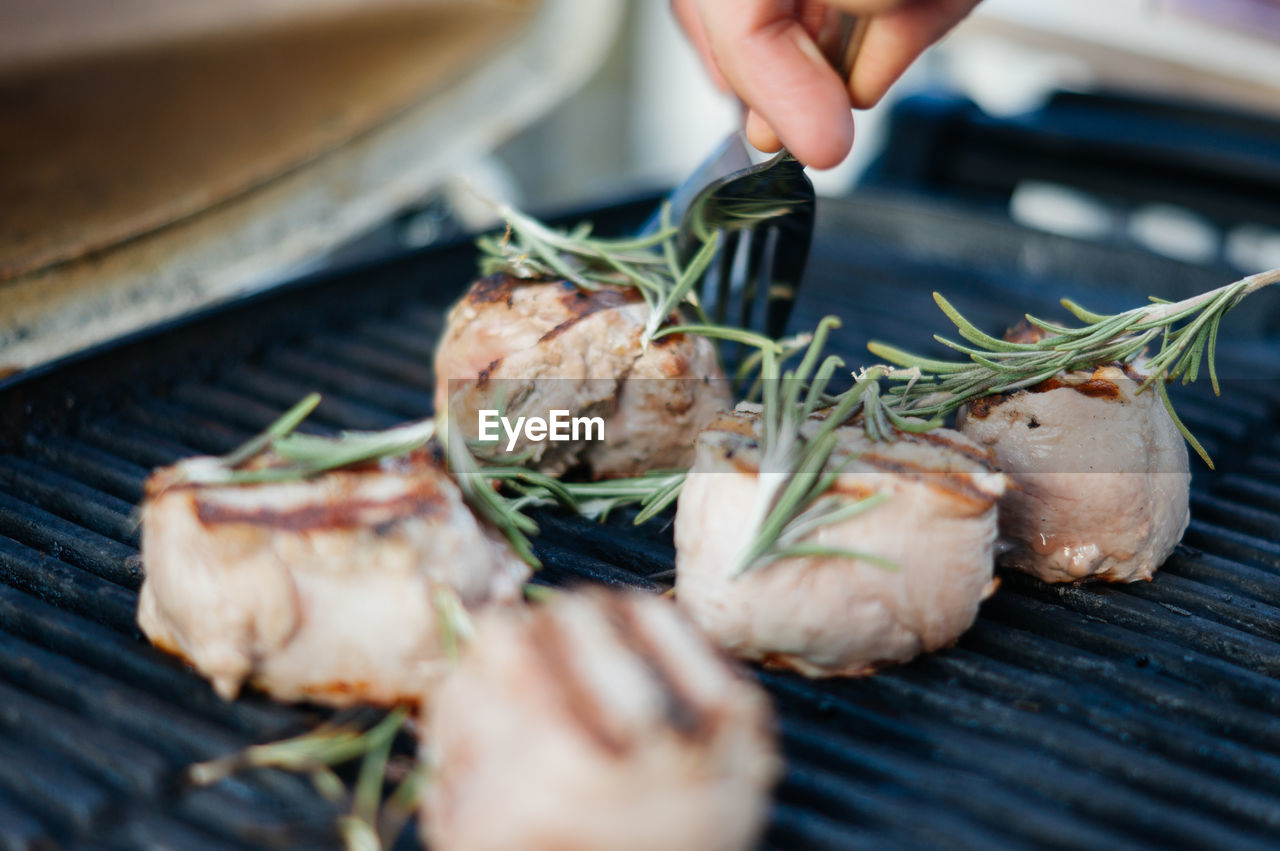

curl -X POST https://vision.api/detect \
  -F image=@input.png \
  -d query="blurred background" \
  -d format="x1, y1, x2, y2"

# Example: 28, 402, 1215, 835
3, 0, 1280, 375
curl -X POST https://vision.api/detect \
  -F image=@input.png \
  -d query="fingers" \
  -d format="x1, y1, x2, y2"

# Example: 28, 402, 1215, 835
848, 0, 983, 108
744, 109, 784, 154
695, 0, 855, 168
674, 0, 982, 167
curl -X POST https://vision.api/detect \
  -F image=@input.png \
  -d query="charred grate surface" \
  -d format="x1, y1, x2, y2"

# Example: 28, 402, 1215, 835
2, 195, 1280, 849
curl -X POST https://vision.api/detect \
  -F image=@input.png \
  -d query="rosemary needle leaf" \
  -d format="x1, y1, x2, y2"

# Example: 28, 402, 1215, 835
353, 713, 400, 828
1207, 317, 1221, 395
775, 492, 889, 543
934, 293, 1031, 352
652, 323, 783, 351
882, 405, 942, 433
337, 817, 382, 851
1157, 378, 1214, 469
220, 392, 322, 468
866, 341, 968, 375
310, 767, 347, 803
633, 474, 686, 524
1023, 315, 1078, 336
1058, 298, 1111, 323
803, 356, 845, 418
793, 316, 842, 383
523, 583, 561, 604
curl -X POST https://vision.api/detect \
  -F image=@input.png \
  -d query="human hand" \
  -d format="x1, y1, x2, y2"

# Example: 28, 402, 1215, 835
672, 0, 983, 168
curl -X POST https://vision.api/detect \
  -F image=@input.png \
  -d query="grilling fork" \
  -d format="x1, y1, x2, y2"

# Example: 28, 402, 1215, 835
645, 12, 867, 340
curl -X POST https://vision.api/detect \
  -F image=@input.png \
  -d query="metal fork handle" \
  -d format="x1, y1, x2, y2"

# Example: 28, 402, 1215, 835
815, 12, 869, 82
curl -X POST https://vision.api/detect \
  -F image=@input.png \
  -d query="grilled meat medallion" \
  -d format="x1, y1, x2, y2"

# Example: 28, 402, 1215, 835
959, 363, 1191, 583
137, 451, 528, 706
674, 408, 1007, 677
433, 273, 731, 478
422, 589, 779, 851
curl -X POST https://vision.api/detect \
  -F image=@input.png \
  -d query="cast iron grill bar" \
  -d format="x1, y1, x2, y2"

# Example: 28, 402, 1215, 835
0, 626, 333, 845
1162, 548, 1280, 603
347, 318, 441, 362
762, 673, 1266, 849
998, 573, 1280, 673
218, 364, 400, 432
0, 586, 304, 734
305, 334, 437, 391
167, 383, 323, 437
963, 619, 1280, 751
0, 491, 140, 588
118, 400, 254, 457
0, 537, 137, 631
0, 679, 173, 798
0, 458, 138, 546
1116, 571, 1280, 638
980, 593, 1280, 712
1183, 518, 1280, 571
1191, 491, 1280, 543
852, 673, 1280, 840
910, 651, 1280, 814
0, 785, 53, 851
77, 420, 203, 471
92, 811, 254, 851
20, 434, 149, 503
778, 716, 1135, 850
262, 349, 432, 420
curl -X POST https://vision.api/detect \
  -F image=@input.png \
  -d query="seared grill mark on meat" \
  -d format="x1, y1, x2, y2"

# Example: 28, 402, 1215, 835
824, 479, 879, 500
964, 394, 1008, 419
602, 595, 711, 741
538, 286, 641, 343
967, 372, 1125, 420
299, 680, 377, 699
710, 419, 996, 503
1030, 376, 1121, 400
193, 487, 447, 530
383, 448, 445, 474
528, 610, 629, 756
1118, 362, 1147, 382
899, 430, 1000, 470
723, 448, 761, 476
652, 328, 686, 347
855, 453, 1000, 508
474, 358, 502, 390
466, 272, 523, 305
706, 412, 758, 438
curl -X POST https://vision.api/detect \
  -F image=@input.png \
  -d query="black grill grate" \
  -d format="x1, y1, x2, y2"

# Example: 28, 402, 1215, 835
2, 195, 1280, 849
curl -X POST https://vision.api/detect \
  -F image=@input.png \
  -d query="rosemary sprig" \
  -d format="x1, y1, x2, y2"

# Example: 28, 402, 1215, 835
432, 585, 476, 664
440, 415, 550, 568
869, 266, 1280, 468
180, 396, 437, 486
477, 202, 715, 344
190, 708, 413, 850
497, 469, 689, 524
